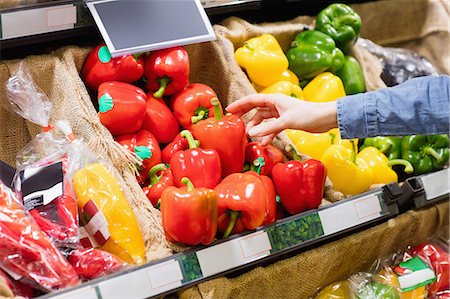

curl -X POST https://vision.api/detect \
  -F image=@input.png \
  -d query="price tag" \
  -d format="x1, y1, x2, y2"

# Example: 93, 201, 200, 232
51, 286, 98, 299
421, 168, 450, 200
98, 259, 182, 298
1, 4, 76, 39
197, 231, 271, 277
319, 192, 383, 235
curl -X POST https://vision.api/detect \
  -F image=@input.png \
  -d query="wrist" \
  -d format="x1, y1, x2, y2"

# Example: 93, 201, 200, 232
318, 101, 338, 131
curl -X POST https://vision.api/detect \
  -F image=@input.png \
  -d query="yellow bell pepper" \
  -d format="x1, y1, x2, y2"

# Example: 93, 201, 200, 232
253, 69, 299, 91
356, 147, 414, 185
73, 163, 146, 265
235, 34, 288, 87
303, 72, 346, 102
286, 128, 357, 160
374, 268, 426, 299
260, 81, 304, 98
321, 141, 373, 196
286, 129, 334, 160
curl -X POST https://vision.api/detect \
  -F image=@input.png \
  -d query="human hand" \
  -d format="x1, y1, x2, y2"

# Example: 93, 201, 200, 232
226, 93, 338, 145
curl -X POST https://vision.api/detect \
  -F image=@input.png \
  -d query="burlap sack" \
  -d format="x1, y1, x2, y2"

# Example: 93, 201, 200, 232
0, 47, 172, 261
179, 201, 449, 299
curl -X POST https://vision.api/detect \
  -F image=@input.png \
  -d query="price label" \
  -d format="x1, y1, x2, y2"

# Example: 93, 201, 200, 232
98, 259, 182, 298
319, 192, 383, 235
197, 231, 271, 277
51, 286, 98, 299
1, 5, 76, 39
421, 168, 450, 200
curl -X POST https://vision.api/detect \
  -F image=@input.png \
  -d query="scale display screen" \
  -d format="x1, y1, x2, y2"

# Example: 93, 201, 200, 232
87, 0, 215, 57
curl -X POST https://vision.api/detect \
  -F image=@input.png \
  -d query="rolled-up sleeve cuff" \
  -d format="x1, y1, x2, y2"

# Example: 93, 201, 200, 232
337, 93, 378, 139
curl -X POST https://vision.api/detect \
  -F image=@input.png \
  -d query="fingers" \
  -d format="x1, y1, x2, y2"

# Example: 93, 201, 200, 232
248, 118, 286, 138
226, 94, 277, 115
260, 133, 277, 146
246, 109, 277, 134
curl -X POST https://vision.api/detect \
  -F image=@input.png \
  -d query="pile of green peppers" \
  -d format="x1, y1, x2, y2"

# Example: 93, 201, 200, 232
287, 3, 366, 95
360, 134, 449, 176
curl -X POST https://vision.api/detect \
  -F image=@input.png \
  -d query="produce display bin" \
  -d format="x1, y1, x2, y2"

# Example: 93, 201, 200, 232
0, 0, 448, 298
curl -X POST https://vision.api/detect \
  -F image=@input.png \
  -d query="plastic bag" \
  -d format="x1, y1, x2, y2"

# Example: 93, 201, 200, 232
0, 269, 34, 298
0, 180, 80, 291
358, 38, 440, 87
6, 63, 79, 248
67, 248, 126, 281
73, 162, 146, 265
313, 237, 449, 299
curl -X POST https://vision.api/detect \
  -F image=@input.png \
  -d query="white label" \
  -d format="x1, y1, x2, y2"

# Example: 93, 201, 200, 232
197, 231, 271, 277
398, 268, 436, 290
319, 193, 383, 235
98, 259, 182, 299
421, 168, 450, 200
239, 231, 272, 259
23, 182, 63, 206
47, 6, 77, 27
148, 260, 184, 290
1, 5, 76, 39
52, 287, 98, 299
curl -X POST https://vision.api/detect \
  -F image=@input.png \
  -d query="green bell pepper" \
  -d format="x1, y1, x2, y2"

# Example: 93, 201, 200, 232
336, 55, 366, 95
286, 30, 345, 79
315, 3, 362, 54
402, 134, 449, 175
360, 136, 403, 160
357, 281, 400, 299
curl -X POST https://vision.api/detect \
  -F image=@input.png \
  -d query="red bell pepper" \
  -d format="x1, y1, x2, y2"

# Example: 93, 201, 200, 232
215, 168, 268, 238
409, 243, 449, 295
250, 158, 277, 226
145, 46, 190, 98
170, 130, 221, 189
68, 248, 125, 281
162, 133, 189, 164
0, 180, 80, 291
192, 98, 247, 177
98, 82, 147, 136
245, 142, 284, 177
161, 177, 218, 245
81, 44, 145, 92
115, 129, 162, 182
143, 164, 174, 208
272, 145, 326, 215
142, 93, 179, 144
171, 83, 220, 130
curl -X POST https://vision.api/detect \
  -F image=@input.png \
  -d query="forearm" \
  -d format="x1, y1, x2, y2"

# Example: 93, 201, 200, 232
337, 75, 450, 139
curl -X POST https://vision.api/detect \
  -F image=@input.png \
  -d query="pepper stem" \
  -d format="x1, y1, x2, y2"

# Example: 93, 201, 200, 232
210, 98, 223, 120
285, 144, 300, 161
180, 130, 199, 149
250, 157, 265, 174
153, 76, 171, 98
378, 143, 392, 154
132, 53, 144, 60
191, 110, 207, 124
155, 200, 161, 210
181, 177, 194, 192
149, 164, 167, 185
423, 146, 443, 163
223, 211, 239, 238
387, 159, 415, 174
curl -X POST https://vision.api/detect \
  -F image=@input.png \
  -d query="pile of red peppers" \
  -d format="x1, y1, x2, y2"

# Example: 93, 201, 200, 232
81, 44, 328, 246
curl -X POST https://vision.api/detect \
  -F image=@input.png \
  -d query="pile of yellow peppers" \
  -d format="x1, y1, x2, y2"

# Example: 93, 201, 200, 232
236, 34, 413, 197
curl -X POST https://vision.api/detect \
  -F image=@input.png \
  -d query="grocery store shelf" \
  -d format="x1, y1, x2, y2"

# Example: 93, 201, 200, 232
41, 189, 398, 299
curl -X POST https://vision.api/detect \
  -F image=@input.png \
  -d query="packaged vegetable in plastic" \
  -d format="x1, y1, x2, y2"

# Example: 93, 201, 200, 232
0, 180, 80, 291
73, 162, 146, 265
6, 62, 79, 248
358, 38, 439, 87
68, 248, 126, 281
315, 281, 355, 298
0, 268, 34, 298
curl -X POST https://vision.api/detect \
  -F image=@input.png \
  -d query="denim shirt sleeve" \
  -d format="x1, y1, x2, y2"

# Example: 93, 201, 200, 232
337, 75, 450, 139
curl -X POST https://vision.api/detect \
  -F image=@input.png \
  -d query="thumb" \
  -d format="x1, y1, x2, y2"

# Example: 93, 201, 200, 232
248, 119, 286, 137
